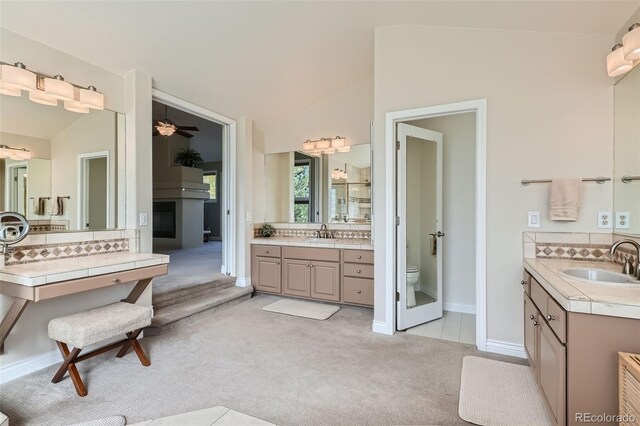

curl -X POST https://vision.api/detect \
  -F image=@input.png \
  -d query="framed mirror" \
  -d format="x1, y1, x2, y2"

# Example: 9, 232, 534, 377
264, 143, 371, 224
0, 92, 124, 232
614, 64, 640, 236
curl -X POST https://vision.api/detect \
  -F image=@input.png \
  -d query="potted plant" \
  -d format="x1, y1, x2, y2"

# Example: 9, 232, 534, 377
259, 224, 276, 238
174, 147, 204, 168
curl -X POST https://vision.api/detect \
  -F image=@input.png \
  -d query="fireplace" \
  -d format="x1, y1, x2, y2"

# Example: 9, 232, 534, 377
153, 201, 176, 239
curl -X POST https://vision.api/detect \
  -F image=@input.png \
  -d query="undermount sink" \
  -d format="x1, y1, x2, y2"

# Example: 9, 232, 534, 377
559, 268, 635, 284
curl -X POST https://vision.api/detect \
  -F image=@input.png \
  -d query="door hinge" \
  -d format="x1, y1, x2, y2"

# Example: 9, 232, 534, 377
396, 216, 400, 226
396, 140, 400, 150
396, 291, 400, 302
227, 209, 230, 215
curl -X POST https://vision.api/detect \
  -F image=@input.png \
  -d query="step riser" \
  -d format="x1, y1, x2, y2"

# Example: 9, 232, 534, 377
154, 282, 236, 309
145, 293, 252, 336
153, 278, 237, 307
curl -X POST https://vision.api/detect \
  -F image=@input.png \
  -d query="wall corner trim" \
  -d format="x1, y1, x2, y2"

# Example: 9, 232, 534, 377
236, 277, 252, 288
372, 320, 394, 335
485, 339, 527, 359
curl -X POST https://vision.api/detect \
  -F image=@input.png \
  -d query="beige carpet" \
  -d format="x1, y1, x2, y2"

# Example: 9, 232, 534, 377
262, 298, 340, 320
1, 295, 525, 426
458, 356, 552, 426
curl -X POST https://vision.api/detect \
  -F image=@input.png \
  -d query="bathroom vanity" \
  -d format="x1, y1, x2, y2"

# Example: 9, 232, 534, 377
251, 241, 373, 307
522, 259, 640, 426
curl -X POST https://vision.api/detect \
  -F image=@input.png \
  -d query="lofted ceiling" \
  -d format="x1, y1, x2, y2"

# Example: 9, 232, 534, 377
1, 1, 638, 130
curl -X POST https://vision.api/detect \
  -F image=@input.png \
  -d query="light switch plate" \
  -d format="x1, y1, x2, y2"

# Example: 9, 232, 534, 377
616, 212, 630, 229
528, 211, 541, 228
246, 212, 252, 222
597, 212, 612, 229
139, 213, 148, 226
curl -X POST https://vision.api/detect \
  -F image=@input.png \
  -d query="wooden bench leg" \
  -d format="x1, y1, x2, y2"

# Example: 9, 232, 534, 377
115, 329, 150, 367
52, 342, 87, 397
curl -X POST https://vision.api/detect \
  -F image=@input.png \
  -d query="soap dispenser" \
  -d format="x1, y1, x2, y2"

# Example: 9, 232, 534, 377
622, 254, 635, 276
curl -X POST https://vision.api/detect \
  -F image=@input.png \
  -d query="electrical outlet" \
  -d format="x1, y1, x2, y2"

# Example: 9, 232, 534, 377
616, 212, 630, 229
528, 211, 541, 228
597, 212, 612, 229
139, 213, 148, 226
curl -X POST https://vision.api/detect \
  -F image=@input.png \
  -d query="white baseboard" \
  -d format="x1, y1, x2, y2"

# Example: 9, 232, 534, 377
0, 349, 59, 384
421, 287, 437, 300
485, 339, 527, 359
236, 277, 252, 288
443, 302, 476, 314
372, 320, 394, 335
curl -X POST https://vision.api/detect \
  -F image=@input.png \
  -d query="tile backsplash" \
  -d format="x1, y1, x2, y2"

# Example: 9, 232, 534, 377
3, 229, 139, 266
253, 223, 371, 240
523, 232, 638, 265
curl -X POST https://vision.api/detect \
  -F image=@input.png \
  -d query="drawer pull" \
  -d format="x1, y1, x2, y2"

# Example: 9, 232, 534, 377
112, 278, 121, 284
357, 269, 362, 273
521, 280, 526, 285
357, 255, 362, 259
529, 314, 535, 320
276, 261, 280, 265
310, 264, 314, 268
546, 315, 555, 321
357, 290, 362, 294
532, 320, 539, 326
265, 250, 269, 254
306, 264, 310, 267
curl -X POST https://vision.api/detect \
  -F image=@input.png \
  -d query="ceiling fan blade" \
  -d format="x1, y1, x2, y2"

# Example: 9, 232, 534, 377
176, 126, 199, 131
175, 130, 194, 138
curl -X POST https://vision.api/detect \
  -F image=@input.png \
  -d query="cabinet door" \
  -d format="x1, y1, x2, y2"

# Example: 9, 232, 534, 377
283, 259, 310, 297
254, 257, 281, 294
310, 261, 340, 302
524, 294, 539, 375
539, 320, 566, 426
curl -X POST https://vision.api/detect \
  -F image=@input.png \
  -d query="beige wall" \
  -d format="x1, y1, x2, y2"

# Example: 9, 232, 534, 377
51, 111, 117, 230
411, 113, 476, 310
264, 152, 293, 223
374, 25, 614, 344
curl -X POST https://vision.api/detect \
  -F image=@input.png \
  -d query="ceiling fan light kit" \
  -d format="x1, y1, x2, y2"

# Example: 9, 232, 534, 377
0, 61, 105, 111
153, 104, 200, 138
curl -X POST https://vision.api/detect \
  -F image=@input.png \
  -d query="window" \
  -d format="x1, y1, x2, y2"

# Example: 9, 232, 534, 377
294, 161, 311, 223
203, 171, 217, 202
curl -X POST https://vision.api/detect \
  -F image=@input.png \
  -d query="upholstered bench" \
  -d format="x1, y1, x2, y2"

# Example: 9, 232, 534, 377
48, 302, 153, 396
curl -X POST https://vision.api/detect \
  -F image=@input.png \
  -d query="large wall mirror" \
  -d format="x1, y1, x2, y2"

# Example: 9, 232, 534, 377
0, 93, 124, 232
614, 64, 640, 236
264, 144, 371, 224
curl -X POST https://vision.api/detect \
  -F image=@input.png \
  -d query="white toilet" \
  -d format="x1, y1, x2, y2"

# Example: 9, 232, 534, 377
406, 266, 420, 307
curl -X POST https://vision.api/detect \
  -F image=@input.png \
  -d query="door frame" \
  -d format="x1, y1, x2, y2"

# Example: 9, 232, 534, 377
383, 99, 487, 350
152, 89, 237, 276
4, 161, 28, 215
396, 124, 444, 330
77, 151, 110, 230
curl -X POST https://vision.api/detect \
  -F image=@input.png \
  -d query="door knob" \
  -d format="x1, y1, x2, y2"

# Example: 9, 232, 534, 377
529, 314, 535, 320
521, 280, 526, 286
546, 315, 555, 321
436, 231, 445, 237
532, 320, 539, 326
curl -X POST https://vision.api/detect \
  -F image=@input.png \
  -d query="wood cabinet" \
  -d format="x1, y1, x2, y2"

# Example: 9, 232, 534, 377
523, 268, 640, 426
251, 244, 373, 307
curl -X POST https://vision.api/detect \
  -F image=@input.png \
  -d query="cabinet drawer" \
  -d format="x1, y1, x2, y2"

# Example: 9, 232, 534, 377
343, 263, 374, 279
343, 277, 374, 306
283, 247, 339, 262
522, 270, 531, 296
530, 277, 547, 314
253, 245, 281, 258
343, 249, 374, 264
546, 296, 566, 343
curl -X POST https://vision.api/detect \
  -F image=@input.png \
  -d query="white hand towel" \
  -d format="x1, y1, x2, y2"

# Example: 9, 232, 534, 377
549, 178, 582, 221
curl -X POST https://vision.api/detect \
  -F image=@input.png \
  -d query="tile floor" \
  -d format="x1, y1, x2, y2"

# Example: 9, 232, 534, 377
406, 310, 476, 345
129, 406, 274, 426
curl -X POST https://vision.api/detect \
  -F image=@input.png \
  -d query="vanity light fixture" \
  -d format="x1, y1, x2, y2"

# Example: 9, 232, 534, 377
302, 140, 316, 152
607, 44, 633, 77
0, 145, 31, 161
0, 62, 36, 92
331, 136, 346, 149
0, 61, 105, 112
301, 136, 349, 155
623, 23, 640, 61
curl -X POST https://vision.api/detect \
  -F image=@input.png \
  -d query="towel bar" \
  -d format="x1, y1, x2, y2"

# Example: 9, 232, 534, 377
521, 177, 610, 186
621, 175, 640, 183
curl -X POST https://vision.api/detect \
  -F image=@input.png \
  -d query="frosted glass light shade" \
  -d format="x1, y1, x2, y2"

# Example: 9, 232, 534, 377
44, 76, 74, 101
337, 146, 351, 153
623, 24, 640, 61
302, 140, 316, 152
1, 63, 36, 92
331, 137, 345, 148
323, 147, 336, 154
316, 139, 330, 150
64, 99, 90, 113
29, 89, 57, 106
0, 81, 21, 96
607, 44, 633, 77
79, 86, 104, 110
309, 150, 321, 157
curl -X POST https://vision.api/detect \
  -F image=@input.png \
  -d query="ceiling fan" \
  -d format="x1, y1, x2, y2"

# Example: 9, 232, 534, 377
153, 105, 199, 138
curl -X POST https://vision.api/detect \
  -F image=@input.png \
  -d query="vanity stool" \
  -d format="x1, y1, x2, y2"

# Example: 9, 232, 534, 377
48, 302, 153, 396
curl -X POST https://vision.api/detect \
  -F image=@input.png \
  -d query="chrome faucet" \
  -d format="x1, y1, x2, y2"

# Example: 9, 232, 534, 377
316, 223, 333, 239
610, 239, 640, 279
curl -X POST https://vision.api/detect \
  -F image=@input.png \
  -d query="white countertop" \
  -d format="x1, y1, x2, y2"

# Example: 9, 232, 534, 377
251, 237, 373, 250
524, 258, 640, 320
0, 253, 170, 287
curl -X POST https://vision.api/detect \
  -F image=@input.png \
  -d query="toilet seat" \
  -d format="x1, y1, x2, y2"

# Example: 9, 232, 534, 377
407, 266, 419, 273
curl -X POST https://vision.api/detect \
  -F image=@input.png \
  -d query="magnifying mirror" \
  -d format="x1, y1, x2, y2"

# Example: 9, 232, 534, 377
0, 212, 30, 253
